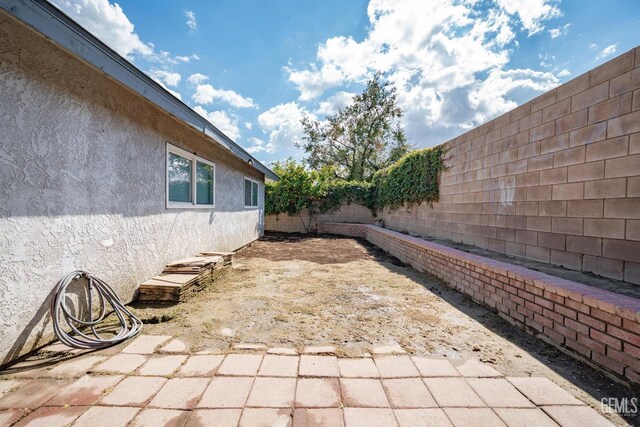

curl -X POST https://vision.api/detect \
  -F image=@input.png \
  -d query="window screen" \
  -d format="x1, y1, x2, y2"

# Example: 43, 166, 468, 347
168, 152, 192, 203
196, 161, 214, 205
245, 178, 253, 207
252, 181, 258, 206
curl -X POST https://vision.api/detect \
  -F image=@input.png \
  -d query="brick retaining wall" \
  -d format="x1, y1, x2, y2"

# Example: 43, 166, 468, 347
265, 204, 375, 233
319, 222, 640, 384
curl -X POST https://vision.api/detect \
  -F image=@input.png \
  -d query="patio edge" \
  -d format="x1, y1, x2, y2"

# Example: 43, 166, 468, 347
318, 222, 640, 385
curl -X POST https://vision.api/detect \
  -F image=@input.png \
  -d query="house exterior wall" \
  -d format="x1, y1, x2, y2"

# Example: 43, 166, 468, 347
381, 47, 640, 285
0, 14, 265, 364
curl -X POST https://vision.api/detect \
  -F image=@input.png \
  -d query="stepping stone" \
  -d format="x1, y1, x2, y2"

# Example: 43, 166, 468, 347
411, 357, 459, 377
195, 347, 224, 355
43, 355, 106, 378
374, 356, 420, 378
423, 378, 485, 407
338, 358, 380, 378
12, 405, 87, 427
0, 378, 73, 409
455, 359, 501, 377
0, 380, 24, 397
46, 375, 122, 406
295, 378, 341, 408
39, 342, 82, 354
293, 408, 344, 427
246, 377, 296, 408
340, 379, 390, 408
268, 347, 298, 355
466, 378, 535, 408
160, 338, 191, 353
185, 409, 242, 427
197, 377, 254, 408
493, 408, 558, 427
233, 343, 267, 351
372, 343, 406, 355
73, 406, 140, 427
130, 408, 190, 427
507, 377, 583, 406
100, 376, 167, 406
542, 405, 613, 427
0, 409, 28, 426
343, 408, 397, 427
258, 355, 299, 377
394, 408, 453, 427
239, 408, 292, 427
149, 378, 209, 409
444, 408, 507, 427
92, 354, 147, 374
138, 355, 187, 376
177, 355, 224, 377
299, 356, 339, 377
217, 354, 263, 376
303, 346, 336, 355
382, 378, 437, 408
122, 335, 172, 354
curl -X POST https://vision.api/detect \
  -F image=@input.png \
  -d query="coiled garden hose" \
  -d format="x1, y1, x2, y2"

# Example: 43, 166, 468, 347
51, 271, 143, 349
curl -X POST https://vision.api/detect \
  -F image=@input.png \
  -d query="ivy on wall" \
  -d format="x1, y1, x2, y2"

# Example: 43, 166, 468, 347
370, 145, 447, 211
265, 145, 446, 217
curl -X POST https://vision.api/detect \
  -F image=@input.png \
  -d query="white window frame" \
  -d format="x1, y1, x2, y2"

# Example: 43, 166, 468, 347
166, 143, 216, 209
244, 176, 260, 209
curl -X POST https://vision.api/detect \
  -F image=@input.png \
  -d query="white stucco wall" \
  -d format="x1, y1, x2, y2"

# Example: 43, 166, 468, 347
0, 14, 265, 364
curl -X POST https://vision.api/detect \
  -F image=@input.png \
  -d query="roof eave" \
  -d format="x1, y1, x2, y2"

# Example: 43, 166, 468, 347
0, 0, 279, 181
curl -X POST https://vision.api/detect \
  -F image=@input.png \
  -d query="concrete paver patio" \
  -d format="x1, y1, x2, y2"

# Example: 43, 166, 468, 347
0, 335, 614, 426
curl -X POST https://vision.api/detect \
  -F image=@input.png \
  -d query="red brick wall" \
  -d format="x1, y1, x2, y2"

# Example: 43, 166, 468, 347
265, 204, 375, 233
318, 223, 640, 384
381, 47, 640, 285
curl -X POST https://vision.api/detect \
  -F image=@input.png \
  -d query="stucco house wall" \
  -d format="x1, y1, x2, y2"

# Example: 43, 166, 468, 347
0, 12, 265, 364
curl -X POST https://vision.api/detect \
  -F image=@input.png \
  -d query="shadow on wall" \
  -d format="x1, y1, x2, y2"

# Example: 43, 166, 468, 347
0, 276, 93, 368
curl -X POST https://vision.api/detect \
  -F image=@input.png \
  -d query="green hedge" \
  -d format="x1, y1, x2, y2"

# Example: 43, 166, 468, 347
265, 145, 446, 216
370, 145, 446, 211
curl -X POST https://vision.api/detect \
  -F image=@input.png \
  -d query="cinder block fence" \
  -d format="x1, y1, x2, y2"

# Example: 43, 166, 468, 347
319, 223, 640, 384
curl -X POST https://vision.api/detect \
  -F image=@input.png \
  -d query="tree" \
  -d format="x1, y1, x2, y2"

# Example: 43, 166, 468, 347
298, 73, 412, 182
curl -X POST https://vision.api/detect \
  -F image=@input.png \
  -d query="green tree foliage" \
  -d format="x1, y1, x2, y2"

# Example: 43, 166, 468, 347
265, 145, 446, 217
298, 73, 412, 182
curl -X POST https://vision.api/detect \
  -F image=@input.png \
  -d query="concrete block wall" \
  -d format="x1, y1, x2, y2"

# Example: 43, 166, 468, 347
265, 204, 375, 233
382, 47, 640, 285
319, 223, 640, 384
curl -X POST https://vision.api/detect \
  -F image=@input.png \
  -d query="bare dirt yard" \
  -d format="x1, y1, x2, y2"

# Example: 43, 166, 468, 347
135, 233, 637, 425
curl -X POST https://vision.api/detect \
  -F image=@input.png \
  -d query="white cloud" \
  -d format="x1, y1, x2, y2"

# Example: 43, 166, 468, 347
496, 0, 562, 35
246, 137, 276, 154
548, 23, 570, 39
258, 102, 312, 150
557, 68, 571, 77
192, 84, 255, 108
175, 54, 200, 63
148, 69, 181, 87
185, 10, 197, 33
245, 122, 253, 130
51, 0, 153, 59
284, 0, 560, 148
589, 43, 599, 51
194, 106, 240, 141
315, 91, 356, 116
596, 44, 617, 60
187, 73, 209, 85
538, 52, 556, 68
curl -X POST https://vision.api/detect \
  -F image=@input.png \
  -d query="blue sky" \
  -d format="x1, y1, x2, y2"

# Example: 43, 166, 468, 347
51, 0, 639, 167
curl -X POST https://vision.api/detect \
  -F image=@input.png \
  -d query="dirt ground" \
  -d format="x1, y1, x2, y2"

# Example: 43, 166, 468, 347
135, 233, 637, 425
